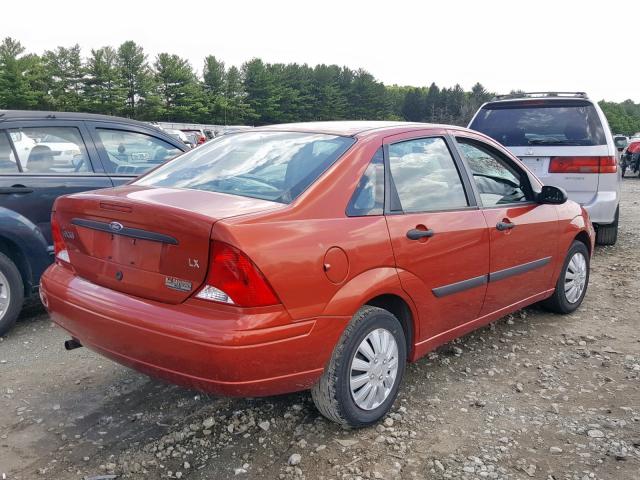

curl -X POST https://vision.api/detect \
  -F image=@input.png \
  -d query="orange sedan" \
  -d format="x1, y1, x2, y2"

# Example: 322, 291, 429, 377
40, 122, 594, 426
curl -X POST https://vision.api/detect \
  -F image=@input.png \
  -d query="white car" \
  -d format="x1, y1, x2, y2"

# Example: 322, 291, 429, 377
469, 92, 621, 245
8, 131, 81, 170
162, 128, 194, 148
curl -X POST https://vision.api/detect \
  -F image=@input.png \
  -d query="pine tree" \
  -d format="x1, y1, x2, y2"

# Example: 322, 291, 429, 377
153, 53, 205, 122
85, 47, 125, 115
117, 41, 154, 118
42, 44, 85, 111
0, 37, 46, 109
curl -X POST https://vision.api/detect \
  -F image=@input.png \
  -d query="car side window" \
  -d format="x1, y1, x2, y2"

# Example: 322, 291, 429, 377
456, 138, 532, 206
346, 148, 384, 216
8, 127, 92, 174
0, 132, 20, 173
96, 129, 182, 175
388, 137, 468, 213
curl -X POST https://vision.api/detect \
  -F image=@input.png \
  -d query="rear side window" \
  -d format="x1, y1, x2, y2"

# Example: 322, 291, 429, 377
388, 137, 468, 213
470, 101, 607, 146
96, 129, 183, 175
347, 148, 384, 216
136, 131, 355, 203
9, 127, 92, 174
0, 132, 19, 173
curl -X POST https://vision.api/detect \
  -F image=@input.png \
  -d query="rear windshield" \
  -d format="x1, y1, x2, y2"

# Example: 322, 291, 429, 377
470, 101, 607, 146
135, 131, 354, 203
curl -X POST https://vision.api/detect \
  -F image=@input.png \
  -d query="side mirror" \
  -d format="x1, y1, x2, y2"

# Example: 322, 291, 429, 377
538, 185, 568, 205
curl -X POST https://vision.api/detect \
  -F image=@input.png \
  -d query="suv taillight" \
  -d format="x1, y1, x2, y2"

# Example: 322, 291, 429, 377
51, 213, 70, 263
549, 156, 617, 174
195, 241, 279, 307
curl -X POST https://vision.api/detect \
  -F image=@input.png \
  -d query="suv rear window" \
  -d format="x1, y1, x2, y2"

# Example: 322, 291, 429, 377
470, 100, 607, 147
136, 131, 354, 203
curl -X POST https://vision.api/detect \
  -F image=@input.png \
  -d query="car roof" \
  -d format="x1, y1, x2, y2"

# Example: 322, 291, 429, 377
0, 109, 155, 129
253, 121, 472, 137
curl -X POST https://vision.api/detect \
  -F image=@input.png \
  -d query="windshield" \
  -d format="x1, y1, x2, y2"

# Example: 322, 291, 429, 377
135, 131, 355, 203
470, 101, 607, 146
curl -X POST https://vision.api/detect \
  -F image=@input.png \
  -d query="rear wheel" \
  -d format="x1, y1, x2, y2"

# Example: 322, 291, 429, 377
541, 240, 590, 314
311, 306, 406, 427
0, 252, 24, 336
595, 206, 619, 246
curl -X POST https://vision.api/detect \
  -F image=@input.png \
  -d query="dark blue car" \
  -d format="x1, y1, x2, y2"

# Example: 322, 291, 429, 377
0, 110, 188, 335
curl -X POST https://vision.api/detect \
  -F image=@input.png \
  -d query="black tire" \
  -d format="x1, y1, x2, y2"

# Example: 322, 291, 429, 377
541, 240, 590, 314
0, 252, 24, 336
311, 306, 406, 427
595, 206, 619, 246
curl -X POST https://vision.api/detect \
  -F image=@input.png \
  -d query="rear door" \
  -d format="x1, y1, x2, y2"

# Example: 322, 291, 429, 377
452, 134, 559, 316
0, 121, 112, 246
383, 130, 490, 342
86, 122, 184, 186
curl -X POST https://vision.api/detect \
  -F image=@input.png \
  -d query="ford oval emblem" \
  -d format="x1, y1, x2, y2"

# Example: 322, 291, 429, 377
109, 221, 124, 232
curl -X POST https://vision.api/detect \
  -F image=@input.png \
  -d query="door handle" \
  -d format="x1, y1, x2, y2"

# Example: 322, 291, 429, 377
406, 228, 435, 240
0, 185, 34, 194
496, 220, 516, 231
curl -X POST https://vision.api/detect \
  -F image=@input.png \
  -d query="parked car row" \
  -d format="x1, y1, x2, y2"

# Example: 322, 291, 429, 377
0, 92, 617, 426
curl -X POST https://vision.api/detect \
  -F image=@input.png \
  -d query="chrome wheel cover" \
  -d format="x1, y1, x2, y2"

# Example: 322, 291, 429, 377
564, 251, 587, 304
349, 328, 399, 410
0, 270, 10, 320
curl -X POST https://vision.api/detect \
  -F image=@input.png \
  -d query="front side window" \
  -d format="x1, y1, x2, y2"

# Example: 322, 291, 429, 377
96, 129, 183, 175
388, 137, 468, 213
9, 127, 91, 174
347, 148, 384, 216
136, 131, 355, 203
457, 138, 530, 206
0, 132, 19, 173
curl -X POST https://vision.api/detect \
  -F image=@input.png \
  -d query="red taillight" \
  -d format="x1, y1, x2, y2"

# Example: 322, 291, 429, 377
549, 156, 617, 174
195, 242, 279, 307
598, 156, 618, 173
50, 213, 70, 263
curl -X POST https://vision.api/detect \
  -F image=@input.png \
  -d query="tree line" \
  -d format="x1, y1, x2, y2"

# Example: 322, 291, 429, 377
0, 37, 639, 134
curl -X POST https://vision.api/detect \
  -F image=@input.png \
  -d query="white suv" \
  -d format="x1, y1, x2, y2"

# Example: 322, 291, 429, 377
469, 92, 621, 245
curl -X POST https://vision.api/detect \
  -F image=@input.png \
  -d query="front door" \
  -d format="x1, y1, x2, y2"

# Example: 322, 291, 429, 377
383, 132, 490, 344
453, 135, 559, 316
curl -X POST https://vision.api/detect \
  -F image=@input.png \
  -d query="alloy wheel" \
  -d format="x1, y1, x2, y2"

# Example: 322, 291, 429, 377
0, 270, 10, 320
564, 251, 587, 304
349, 328, 399, 410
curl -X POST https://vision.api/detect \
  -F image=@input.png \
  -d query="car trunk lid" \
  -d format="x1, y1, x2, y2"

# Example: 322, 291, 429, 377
54, 185, 282, 303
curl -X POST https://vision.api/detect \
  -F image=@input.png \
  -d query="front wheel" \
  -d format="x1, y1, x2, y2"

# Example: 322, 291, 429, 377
541, 240, 590, 314
311, 306, 406, 427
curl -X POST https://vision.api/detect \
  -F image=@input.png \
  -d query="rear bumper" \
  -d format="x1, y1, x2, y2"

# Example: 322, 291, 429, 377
40, 264, 349, 397
582, 190, 619, 225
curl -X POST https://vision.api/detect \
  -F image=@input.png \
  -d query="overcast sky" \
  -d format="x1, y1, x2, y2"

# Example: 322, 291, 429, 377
3, 0, 638, 102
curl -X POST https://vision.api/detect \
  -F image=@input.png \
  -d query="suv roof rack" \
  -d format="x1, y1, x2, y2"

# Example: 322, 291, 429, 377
492, 92, 588, 101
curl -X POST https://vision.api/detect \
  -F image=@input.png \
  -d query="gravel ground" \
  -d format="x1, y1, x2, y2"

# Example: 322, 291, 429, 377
1, 179, 639, 480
